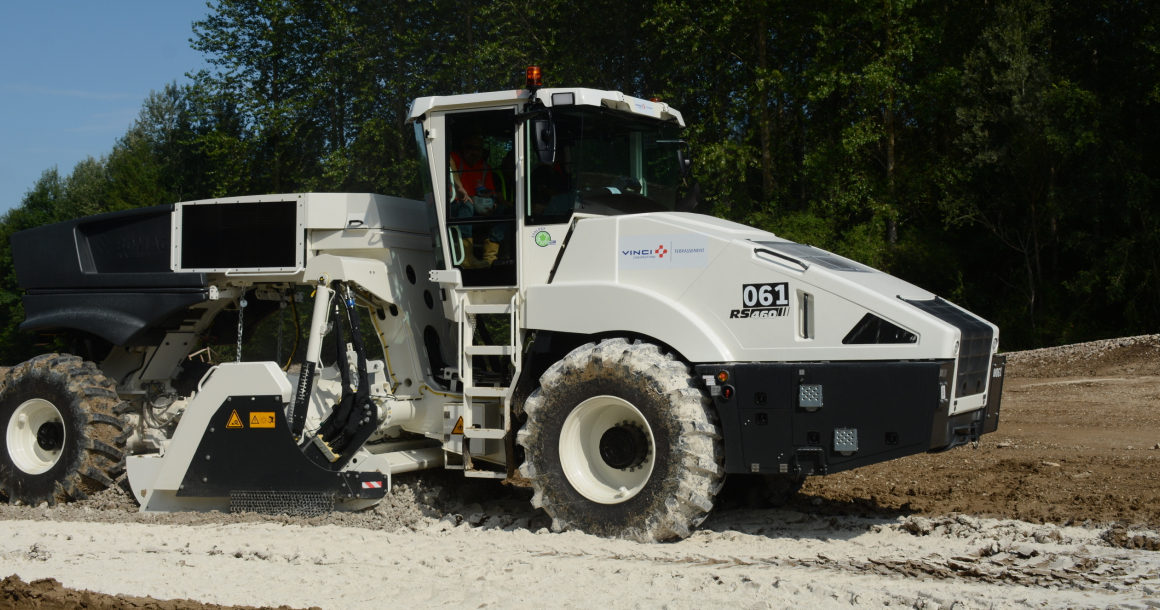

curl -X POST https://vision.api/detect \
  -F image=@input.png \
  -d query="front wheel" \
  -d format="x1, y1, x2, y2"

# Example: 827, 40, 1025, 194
0, 354, 126, 505
517, 338, 724, 541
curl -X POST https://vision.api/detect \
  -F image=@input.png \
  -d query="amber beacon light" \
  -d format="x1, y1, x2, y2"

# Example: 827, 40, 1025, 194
526, 66, 543, 90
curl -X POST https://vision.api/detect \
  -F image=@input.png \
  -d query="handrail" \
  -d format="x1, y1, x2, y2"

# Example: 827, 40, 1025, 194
754, 247, 809, 270
448, 226, 466, 266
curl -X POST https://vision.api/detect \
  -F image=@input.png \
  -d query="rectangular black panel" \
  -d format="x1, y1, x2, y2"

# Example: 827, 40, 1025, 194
698, 360, 953, 476
790, 362, 941, 471
181, 201, 297, 269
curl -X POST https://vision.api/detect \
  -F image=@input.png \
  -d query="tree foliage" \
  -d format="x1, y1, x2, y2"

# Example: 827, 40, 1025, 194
2, 0, 1158, 363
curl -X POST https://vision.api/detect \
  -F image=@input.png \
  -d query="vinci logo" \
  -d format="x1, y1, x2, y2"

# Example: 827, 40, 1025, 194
618, 234, 709, 270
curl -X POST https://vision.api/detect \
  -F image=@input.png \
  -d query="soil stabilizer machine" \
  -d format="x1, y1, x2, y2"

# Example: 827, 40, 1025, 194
2, 70, 1006, 541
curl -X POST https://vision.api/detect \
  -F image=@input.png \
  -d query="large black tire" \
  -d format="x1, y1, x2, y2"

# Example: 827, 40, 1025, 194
0, 354, 125, 505
517, 338, 724, 542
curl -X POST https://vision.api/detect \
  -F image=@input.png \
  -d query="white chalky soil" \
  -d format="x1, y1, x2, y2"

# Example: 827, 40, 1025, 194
0, 510, 1157, 610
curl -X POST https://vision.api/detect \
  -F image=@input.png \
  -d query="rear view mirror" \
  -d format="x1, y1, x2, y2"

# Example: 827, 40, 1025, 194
677, 149, 692, 177
676, 141, 692, 177
532, 117, 556, 164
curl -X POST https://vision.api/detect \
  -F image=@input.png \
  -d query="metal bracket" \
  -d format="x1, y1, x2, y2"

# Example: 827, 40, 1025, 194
429, 269, 462, 286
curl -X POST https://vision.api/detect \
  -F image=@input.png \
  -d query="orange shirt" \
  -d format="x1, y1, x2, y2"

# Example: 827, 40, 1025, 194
450, 152, 495, 197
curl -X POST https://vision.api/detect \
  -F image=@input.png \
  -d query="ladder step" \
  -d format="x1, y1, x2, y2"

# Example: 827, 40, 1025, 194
464, 345, 514, 356
464, 386, 507, 397
464, 303, 512, 315
463, 428, 507, 439
463, 470, 507, 479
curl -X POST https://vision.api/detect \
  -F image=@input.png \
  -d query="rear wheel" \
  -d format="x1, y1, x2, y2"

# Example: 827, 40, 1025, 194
0, 354, 125, 505
517, 338, 724, 541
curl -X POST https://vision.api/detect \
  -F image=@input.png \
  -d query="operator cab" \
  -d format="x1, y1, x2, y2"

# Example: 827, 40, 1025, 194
408, 71, 689, 289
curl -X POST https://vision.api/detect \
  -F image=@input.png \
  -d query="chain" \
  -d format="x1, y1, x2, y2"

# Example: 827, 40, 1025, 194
236, 295, 247, 362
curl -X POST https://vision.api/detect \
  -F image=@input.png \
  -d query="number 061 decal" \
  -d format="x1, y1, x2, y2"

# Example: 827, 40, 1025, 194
731, 283, 789, 319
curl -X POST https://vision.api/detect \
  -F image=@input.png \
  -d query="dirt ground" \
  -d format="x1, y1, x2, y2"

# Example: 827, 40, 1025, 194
787, 334, 1160, 527
0, 574, 310, 610
2, 334, 1159, 609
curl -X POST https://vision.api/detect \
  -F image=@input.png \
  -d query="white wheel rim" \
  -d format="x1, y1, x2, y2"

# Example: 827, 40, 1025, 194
7, 399, 66, 475
559, 395, 655, 504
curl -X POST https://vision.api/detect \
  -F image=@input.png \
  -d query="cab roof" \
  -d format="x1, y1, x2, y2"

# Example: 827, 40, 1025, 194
408, 88, 685, 127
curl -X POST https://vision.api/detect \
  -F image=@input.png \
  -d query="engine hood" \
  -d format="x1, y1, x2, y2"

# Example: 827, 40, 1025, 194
527, 212, 996, 363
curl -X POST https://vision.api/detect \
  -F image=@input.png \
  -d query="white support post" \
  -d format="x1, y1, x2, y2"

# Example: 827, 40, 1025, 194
304, 283, 333, 366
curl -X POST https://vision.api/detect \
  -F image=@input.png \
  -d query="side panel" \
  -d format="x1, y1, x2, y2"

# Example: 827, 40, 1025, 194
303, 193, 429, 233
699, 361, 950, 476
520, 222, 568, 286
526, 281, 734, 362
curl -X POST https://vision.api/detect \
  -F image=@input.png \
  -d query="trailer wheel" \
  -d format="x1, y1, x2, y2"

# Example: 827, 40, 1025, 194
517, 338, 724, 541
0, 354, 125, 505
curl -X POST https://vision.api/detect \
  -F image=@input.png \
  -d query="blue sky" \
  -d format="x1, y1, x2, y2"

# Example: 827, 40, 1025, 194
0, 2, 212, 213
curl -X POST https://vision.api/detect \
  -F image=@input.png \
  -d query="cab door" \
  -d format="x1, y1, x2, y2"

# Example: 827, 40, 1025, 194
427, 108, 520, 289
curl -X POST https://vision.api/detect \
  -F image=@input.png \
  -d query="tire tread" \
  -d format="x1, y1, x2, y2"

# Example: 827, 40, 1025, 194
518, 338, 725, 541
0, 353, 126, 506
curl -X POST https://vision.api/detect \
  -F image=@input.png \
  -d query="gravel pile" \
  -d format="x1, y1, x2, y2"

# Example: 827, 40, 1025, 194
1004, 334, 1160, 378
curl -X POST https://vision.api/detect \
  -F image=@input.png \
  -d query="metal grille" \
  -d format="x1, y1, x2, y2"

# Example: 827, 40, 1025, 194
799, 384, 823, 408
834, 428, 859, 453
903, 297, 993, 398
230, 490, 334, 517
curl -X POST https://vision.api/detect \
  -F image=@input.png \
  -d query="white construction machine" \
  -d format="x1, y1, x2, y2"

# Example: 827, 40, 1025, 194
2, 69, 1005, 541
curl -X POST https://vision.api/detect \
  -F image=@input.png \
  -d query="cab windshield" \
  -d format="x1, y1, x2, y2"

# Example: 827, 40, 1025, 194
527, 107, 682, 225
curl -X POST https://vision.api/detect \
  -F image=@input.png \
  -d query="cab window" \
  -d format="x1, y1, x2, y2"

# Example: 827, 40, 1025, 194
526, 107, 682, 226
445, 110, 517, 287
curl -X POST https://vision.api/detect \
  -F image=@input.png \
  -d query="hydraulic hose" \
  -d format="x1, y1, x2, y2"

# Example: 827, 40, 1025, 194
282, 294, 300, 371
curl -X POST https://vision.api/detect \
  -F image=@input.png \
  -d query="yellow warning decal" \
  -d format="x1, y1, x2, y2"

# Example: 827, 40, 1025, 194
226, 410, 243, 428
249, 412, 276, 428
451, 416, 464, 435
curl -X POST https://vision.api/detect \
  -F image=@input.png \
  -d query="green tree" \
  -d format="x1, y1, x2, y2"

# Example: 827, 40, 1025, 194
953, 0, 1099, 344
